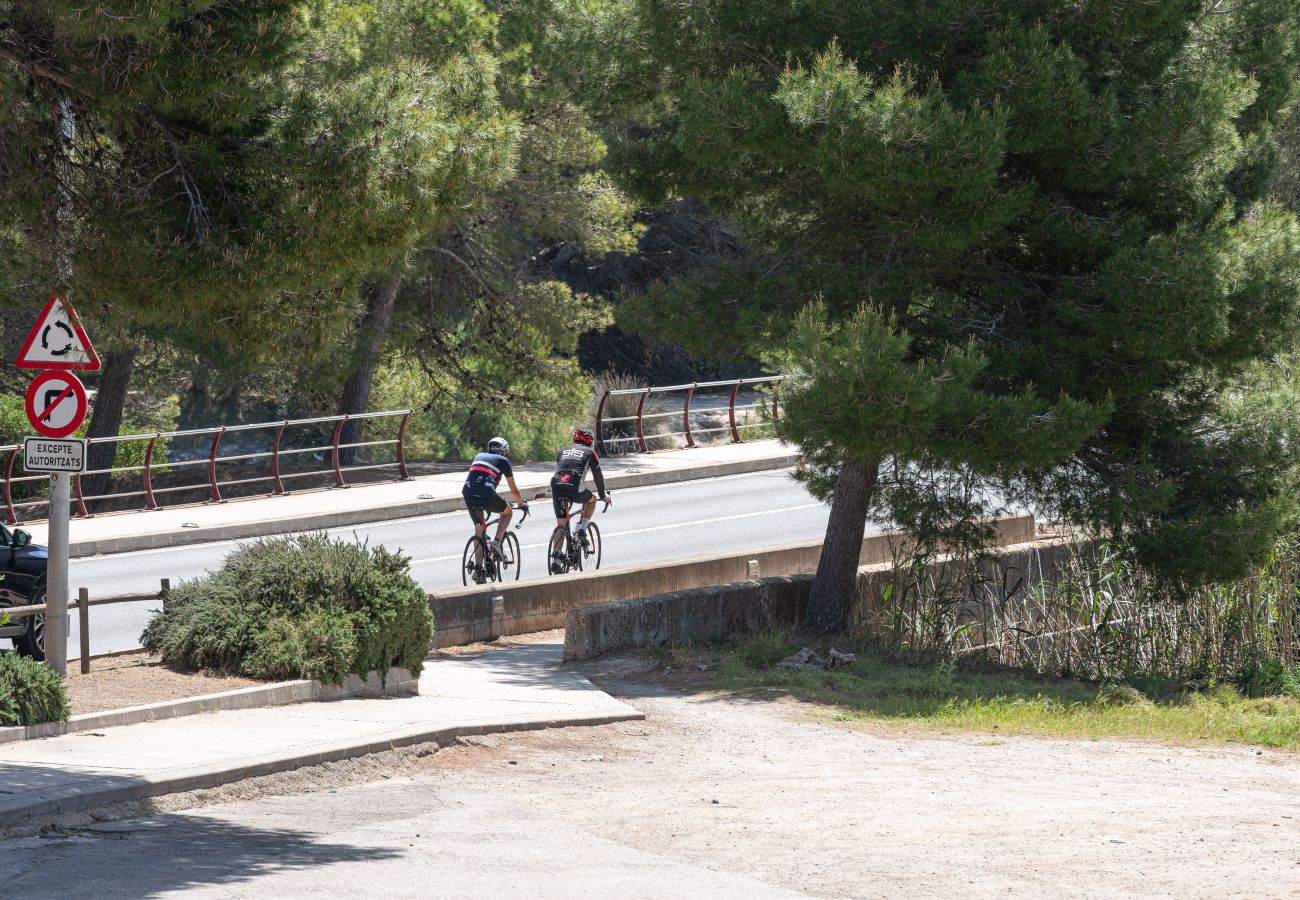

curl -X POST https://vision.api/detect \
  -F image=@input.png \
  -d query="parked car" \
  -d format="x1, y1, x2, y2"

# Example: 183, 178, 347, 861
0, 524, 46, 660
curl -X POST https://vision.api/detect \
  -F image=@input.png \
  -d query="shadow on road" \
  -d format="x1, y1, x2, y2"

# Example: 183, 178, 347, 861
2, 808, 399, 899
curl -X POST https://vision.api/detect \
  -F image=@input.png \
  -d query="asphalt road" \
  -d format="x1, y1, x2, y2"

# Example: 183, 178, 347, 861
61, 469, 829, 656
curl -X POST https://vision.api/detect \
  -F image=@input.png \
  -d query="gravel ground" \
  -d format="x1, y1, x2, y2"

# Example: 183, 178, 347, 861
7, 645, 1299, 898
63, 653, 263, 714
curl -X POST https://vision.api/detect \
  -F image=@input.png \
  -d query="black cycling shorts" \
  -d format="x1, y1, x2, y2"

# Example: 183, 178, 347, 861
463, 486, 507, 525
551, 479, 593, 518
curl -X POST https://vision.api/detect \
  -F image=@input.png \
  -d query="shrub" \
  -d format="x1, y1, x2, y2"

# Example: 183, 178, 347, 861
0, 652, 70, 726
141, 533, 433, 685
1241, 657, 1300, 699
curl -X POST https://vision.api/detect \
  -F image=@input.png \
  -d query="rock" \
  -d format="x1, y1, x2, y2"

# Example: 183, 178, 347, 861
823, 649, 856, 670
777, 647, 823, 670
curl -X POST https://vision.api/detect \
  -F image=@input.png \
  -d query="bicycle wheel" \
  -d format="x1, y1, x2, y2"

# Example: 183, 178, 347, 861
501, 532, 522, 581
547, 525, 571, 575
462, 535, 485, 586
582, 522, 602, 570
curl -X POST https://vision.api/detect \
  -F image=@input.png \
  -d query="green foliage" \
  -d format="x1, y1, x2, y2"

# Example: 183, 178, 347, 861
141, 534, 433, 685
608, 0, 1300, 588
1241, 658, 1300, 699
0, 652, 70, 726
0, 0, 517, 367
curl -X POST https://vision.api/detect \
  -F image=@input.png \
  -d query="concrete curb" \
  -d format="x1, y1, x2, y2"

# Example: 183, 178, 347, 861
0, 676, 643, 828
68, 452, 798, 558
0, 667, 419, 746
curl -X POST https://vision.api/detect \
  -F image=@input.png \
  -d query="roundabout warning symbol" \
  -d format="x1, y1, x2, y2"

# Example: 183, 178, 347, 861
25, 370, 88, 438
15, 294, 101, 371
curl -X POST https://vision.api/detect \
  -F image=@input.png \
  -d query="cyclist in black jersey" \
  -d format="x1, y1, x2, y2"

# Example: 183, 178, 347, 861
549, 428, 609, 572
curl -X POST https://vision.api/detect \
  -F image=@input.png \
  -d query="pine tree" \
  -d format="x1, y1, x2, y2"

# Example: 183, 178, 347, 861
607, 0, 1300, 629
0, 0, 516, 463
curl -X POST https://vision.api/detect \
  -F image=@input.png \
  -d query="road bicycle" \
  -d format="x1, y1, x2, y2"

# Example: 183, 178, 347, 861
462, 504, 529, 585
548, 495, 611, 575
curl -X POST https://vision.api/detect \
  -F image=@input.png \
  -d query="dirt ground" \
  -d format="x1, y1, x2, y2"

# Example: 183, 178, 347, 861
22, 643, 1300, 898
64, 653, 263, 715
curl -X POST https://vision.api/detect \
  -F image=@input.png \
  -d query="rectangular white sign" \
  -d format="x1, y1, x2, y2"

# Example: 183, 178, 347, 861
24, 437, 87, 473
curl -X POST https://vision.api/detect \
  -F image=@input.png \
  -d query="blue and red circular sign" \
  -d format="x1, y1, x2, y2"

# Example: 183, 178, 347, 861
25, 370, 88, 439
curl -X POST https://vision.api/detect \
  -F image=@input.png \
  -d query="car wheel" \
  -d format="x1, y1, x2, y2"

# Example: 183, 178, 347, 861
15, 585, 45, 662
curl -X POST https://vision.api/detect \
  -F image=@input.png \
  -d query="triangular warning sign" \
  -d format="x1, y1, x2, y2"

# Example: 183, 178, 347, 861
15, 294, 101, 371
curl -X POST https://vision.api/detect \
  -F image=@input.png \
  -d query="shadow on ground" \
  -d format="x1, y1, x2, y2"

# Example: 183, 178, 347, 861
0, 809, 399, 899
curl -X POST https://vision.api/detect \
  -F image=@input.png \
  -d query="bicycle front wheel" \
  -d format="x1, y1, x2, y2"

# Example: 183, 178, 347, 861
582, 522, 602, 570
501, 532, 522, 581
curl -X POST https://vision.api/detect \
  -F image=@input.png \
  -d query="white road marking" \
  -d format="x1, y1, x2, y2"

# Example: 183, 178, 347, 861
407, 501, 823, 566
69, 468, 798, 565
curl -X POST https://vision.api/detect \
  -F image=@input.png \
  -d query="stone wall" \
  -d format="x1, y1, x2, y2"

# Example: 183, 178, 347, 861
562, 537, 1075, 661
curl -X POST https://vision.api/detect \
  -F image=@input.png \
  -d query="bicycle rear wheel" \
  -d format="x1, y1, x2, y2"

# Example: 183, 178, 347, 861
581, 522, 602, 570
500, 532, 522, 581
462, 535, 485, 586
548, 525, 572, 575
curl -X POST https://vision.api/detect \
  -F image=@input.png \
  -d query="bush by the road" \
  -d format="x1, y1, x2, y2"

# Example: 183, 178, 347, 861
141, 534, 433, 685
0, 651, 70, 726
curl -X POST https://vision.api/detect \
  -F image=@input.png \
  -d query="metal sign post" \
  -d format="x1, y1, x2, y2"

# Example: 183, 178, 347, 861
45, 472, 70, 675
14, 293, 99, 677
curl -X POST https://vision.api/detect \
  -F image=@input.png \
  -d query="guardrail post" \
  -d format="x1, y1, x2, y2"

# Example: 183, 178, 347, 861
728, 381, 742, 443
771, 379, 781, 422
73, 469, 90, 518
682, 383, 697, 448
270, 421, 288, 495
207, 426, 227, 503
78, 587, 89, 675
142, 434, 160, 510
397, 410, 413, 481
595, 391, 611, 455
635, 390, 649, 453
331, 416, 349, 488
3, 447, 16, 526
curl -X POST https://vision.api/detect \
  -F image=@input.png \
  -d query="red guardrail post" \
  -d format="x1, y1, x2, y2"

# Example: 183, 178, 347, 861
595, 391, 610, 455
397, 411, 412, 480
208, 426, 226, 503
682, 383, 697, 448
73, 470, 89, 518
728, 381, 742, 443
142, 434, 160, 510
3, 448, 17, 526
271, 421, 288, 495
772, 379, 781, 422
331, 416, 348, 488
635, 390, 649, 453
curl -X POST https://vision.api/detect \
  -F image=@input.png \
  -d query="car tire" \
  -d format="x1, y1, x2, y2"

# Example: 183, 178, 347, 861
15, 583, 45, 662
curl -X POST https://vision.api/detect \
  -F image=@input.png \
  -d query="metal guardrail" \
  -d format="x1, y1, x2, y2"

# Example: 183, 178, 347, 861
594, 376, 785, 455
0, 409, 414, 525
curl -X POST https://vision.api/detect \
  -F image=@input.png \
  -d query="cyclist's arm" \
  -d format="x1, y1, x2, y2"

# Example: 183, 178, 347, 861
590, 453, 607, 498
506, 476, 524, 506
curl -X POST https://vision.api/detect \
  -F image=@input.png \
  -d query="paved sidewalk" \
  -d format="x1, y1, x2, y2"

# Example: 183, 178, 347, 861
28, 439, 796, 557
0, 642, 642, 829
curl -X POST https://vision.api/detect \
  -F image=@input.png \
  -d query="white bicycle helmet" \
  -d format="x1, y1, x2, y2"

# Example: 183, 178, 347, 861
487, 436, 510, 456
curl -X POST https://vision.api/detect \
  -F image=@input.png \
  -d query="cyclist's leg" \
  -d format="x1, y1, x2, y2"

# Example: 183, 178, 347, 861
575, 488, 596, 531
550, 481, 573, 553
486, 493, 510, 545
463, 489, 488, 563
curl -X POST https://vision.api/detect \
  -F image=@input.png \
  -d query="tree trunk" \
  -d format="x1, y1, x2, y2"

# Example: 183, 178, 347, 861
83, 346, 138, 499
804, 460, 882, 633
338, 270, 403, 465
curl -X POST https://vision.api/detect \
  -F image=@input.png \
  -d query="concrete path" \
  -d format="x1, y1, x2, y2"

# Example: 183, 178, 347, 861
26, 439, 796, 557
0, 642, 642, 829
